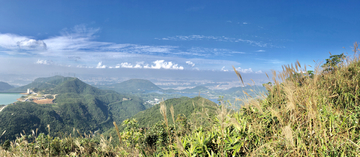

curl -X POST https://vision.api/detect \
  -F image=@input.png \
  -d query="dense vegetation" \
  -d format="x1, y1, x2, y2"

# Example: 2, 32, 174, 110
0, 82, 14, 91
6, 76, 72, 92
0, 76, 145, 141
1, 44, 360, 156
102, 79, 162, 94
105, 96, 219, 140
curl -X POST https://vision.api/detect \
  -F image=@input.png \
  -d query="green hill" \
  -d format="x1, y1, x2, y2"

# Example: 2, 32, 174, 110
6, 75, 73, 92
107, 79, 162, 93
0, 76, 146, 141
0, 82, 14, 91
106, 96, 218, 134
132, 96, 218, 127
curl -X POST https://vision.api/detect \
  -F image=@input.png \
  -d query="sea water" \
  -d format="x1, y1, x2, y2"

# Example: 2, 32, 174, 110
0, 93, 24, 105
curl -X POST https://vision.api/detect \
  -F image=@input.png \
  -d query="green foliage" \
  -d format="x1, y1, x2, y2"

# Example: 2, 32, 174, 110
129, 96, 217, 128
45, 95, 54, 99
109, 79, 162, 94
321, 53, 346, 72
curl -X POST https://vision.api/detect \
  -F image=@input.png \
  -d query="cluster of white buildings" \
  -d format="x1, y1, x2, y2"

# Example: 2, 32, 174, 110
146, 98, 161, 106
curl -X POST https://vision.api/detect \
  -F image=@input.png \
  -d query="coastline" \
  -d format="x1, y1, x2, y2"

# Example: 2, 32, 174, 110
0, 93, 26, 105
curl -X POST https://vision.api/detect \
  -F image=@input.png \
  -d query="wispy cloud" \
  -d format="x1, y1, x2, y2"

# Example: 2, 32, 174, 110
256, 58, 285, 65
267, 59, 284, 64
255, 50, 265, 52
243, 22, 248, 24
18, 39, 47, 50
186, 61, 195, 67
0, 25, 178, 57
177, 47, 245, 57
96, 62, 107, 68
235, 67, 253, 73
156, 35, 281, 48
35, 59, 53, 65
221, 66, 228, 72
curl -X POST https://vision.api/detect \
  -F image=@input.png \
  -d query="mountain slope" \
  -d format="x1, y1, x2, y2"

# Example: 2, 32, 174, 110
0, 82, 14, 91
127, 96, 217, 128
0, 76, 146, 141
109, 79, 162, 93
6, 75, 73, 92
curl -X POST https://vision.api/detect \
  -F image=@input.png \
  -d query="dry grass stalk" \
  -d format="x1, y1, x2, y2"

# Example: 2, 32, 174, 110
282, 124, 294, 147
113, 121, 122, 143
170, 105, 175, 124
160, 99, 168, 128
233, 65, 244, 86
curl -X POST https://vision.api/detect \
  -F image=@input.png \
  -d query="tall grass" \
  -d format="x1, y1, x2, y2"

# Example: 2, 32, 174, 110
1, 42, 360, 156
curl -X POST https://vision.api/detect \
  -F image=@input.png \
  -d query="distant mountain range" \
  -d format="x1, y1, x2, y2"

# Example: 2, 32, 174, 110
99, 78, 264, 95
0, 81, 14, 91
0, 76, 146, 141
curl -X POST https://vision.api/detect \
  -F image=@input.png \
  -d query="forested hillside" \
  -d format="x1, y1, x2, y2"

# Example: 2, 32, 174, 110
104, 79, 162, 94
0, 76, 145, 141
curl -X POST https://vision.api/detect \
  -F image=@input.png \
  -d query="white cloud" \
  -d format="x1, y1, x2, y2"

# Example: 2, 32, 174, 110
243, 22, 248, 24
120, 62, 133, 68
186, 61, 195, 67
134, 62, 144, 68
7, 25, 176, 56
35, 59, 53, 65
143, 64, 151, 69
98, 60, 184, 70
96, 62, 106, 68
236, 67, 253, 73
255, 70, 262, 74
227, 20, 232, 23
255, 50, 265, 52
150, 60, 184, 70
17, 39, 47, 50
221, 66, 228, 72
0, 33, 29, 50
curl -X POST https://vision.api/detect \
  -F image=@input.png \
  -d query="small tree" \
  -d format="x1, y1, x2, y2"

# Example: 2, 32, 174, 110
321, 53, 346, 72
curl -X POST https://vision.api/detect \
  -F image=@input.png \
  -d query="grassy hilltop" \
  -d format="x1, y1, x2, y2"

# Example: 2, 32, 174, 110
1, 43, 360, 156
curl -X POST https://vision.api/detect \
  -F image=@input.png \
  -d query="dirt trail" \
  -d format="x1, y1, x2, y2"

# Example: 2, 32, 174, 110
0, 105, 7, 113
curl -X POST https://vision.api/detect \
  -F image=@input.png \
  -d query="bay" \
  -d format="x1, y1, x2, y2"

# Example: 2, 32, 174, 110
0, 93, 24, 105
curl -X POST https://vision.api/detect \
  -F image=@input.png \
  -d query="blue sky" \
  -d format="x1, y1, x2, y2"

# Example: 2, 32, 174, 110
0, 0, 359, 84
